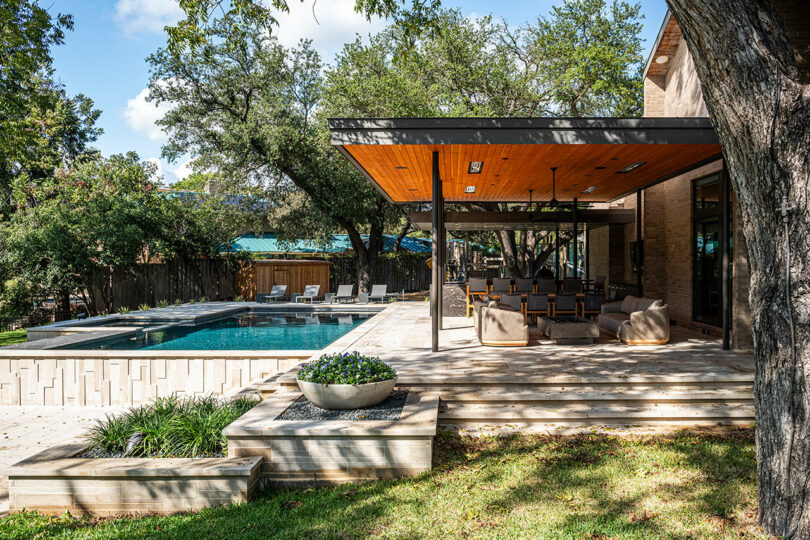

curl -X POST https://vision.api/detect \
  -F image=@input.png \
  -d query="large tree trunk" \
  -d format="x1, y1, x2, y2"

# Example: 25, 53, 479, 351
665, 1, 810, 536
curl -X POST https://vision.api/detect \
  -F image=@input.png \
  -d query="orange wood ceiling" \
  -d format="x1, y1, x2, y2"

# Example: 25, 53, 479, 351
344, 143, 722, 203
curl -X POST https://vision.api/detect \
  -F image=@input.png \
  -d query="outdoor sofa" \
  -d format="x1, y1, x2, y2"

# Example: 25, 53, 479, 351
597, 295, 671, 345
473, 298, 529, 347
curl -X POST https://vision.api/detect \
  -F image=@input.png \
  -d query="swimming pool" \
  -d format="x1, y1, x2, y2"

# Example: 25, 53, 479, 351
63, 311, 377, 351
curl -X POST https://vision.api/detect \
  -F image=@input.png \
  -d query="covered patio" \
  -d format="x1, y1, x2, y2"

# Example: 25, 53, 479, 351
329, 117, 733, 351
275, 302, 754, 429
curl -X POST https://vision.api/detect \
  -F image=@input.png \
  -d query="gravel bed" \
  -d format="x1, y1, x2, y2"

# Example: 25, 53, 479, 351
275, 390, 408, 421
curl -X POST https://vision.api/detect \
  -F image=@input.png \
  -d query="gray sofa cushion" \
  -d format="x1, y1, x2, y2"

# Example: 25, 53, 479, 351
598, 312, 631, 336
621, 295, 639, 313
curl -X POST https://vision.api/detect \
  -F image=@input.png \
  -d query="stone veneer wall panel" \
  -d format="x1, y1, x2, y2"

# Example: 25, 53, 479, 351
0, 353, 309, 406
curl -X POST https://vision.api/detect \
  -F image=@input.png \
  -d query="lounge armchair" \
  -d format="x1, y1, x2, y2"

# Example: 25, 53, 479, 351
473, 299, 528, 347
368, 284, 387, 303
598, 295, 670, 345
260, 284, 288, 303
295, 284, 320, 303
331, 284, 355, 303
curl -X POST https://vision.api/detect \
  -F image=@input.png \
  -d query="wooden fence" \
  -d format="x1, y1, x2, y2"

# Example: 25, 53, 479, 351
84, 253, 430, 314
325, 253, 431, 293
88, 259, 236, 313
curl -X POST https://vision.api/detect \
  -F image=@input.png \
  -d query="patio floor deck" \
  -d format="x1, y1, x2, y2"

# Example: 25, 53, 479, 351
273, 302, 755, 431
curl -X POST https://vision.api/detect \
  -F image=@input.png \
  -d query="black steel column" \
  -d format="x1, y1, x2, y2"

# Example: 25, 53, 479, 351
431, 151, 441, 352
572, 198, 578, 278
721, 167, 731, 350
555, 225, 560, 278
585, 227, 590, 285
636, 189, 643, 297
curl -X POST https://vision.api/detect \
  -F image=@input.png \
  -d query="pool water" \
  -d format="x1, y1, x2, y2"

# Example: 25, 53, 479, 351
70, 312, 374, 351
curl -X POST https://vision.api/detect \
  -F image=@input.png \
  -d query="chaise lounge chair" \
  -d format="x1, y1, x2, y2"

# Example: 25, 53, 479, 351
260, 284, 288, 303
295, 284, 321, 303
331, 284, 355, 303
368, 284, 388, 303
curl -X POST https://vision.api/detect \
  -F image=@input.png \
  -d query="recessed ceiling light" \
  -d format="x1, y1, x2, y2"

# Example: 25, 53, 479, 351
502, 157, 509, 160
408, 188, 418, 191
395, 166, 407, 170
617, 161, 646, 174
468, 161, 484, 174
464, 186, 476, 193
595, 166, 607, 170
655, 55, 669, 64
581, 186, 600, 194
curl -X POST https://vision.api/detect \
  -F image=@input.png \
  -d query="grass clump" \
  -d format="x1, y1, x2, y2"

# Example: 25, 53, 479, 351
298, 351, 396, 385
0, 329, 26, 347
86, 395, 258, 458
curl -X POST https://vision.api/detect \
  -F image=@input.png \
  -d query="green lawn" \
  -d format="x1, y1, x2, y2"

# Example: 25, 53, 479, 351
0, 429, 762, 539
0, 329, 26, 347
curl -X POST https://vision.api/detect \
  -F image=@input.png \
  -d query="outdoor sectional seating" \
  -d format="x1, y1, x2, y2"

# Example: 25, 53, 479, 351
598, 295, 671, 345
473, 298, 529, 347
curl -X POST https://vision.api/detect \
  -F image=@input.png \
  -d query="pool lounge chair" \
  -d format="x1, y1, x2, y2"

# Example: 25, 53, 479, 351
295, 284, 321, 303
368, 284, 387, 303
260, 284, 288, 303
331, 285, 355, 303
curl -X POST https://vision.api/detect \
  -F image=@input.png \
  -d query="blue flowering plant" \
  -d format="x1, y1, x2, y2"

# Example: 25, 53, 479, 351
297, 352, 396, 385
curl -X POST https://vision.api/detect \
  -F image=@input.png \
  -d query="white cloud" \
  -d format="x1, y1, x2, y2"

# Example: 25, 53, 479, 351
115, 0, 183, 35
124, 86, 172, 141
172, 159, 194, 181
274, 0, 386, 63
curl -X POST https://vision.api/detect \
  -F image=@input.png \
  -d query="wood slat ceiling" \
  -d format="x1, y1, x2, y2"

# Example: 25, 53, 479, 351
343, 143, 722, 203
645, 15, 682, 80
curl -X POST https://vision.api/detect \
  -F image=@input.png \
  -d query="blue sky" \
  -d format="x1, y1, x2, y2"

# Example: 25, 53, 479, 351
50, 0, 668, 184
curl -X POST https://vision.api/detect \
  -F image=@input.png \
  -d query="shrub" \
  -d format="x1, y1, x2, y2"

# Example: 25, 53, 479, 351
297, 352, 396, 385
156, 300, 169, 308
85, 395, 259, 458
198, 296, 208, 303
138, 303, 150, 311
174, 299, 182, 306
117, 306, 130, 314
234, 295, 244, 302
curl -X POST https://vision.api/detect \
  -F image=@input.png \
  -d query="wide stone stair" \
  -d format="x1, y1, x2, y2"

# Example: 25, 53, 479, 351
270, 371, 755, 430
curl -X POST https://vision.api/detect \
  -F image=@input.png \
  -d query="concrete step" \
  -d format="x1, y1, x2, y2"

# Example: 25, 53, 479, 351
402, 385, 753, 403
440, 401, 755, 425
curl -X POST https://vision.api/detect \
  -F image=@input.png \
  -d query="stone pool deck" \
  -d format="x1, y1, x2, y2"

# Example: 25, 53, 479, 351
273, 302, 756, 431
0, 406, 124, 516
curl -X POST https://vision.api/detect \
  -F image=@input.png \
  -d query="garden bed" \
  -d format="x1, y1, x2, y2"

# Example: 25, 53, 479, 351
224, 390, 439, 486
4, 396, 263, 516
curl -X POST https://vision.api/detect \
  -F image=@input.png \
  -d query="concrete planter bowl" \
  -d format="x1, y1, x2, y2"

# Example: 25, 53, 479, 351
297, 377, 398, 410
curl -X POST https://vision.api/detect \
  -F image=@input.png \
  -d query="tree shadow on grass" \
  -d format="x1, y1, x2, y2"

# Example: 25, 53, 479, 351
0, 428, 760, 539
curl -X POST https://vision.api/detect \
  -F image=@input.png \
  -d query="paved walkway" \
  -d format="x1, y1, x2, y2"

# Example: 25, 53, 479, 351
0, 406, 123, 516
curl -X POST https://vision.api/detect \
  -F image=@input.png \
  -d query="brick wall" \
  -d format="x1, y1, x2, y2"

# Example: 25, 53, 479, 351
663, 39, 709, 117
586, 226, 610, 285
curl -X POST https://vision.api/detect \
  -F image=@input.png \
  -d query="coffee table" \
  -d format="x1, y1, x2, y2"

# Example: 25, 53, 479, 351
537, 316, 599, 344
